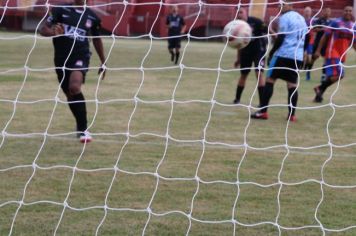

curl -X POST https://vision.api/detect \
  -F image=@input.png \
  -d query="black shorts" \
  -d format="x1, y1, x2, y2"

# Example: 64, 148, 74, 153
240, 51, 266, 75
54, 54, 90, 94
168, 36, 182, 49
267, 56, 303, 83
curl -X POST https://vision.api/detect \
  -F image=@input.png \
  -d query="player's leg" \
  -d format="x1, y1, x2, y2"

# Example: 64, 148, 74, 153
319, 47, 327, 82
251, 56, 279, 119
313, 58, 343, 103
256, 71, 266, 106
287, 83, 298, 121
234, 52, 253, 104
254, 52, 266, 106
67, 70, 87, 132
168, 39, 175, 62
174, 38, 181, 65
320, 65, 326, 82
304, 54, 313, 81
55, 57, 90, 142
287, 59, 303, 121
250, 77, 274, 119
174, 47, 180, 65
234, 73, 248, 104
68, 70, 92, 143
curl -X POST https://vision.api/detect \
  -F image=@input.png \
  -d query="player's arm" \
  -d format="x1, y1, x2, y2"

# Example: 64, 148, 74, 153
314, 21, 335, 59
40, 8, 64, 37
40, 23, 64, 37
91, 19, 107, 79
267, 16, 287, 63
313, 32, 329, 59
166, 16, 170, 30
93, 38, 106, 65
267, 34, 285, 63
234, 49, 241, 68
93, 38, 106, 79
181, 16, 186, 34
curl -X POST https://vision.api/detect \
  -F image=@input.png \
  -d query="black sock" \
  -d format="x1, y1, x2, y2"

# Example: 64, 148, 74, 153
235, 85, 244, 102
260, 82, 274, 113
319, 77, 334, 94
288, 87, 298, 116
170, 51, 174, 61
175, 52, 180, 64
258, 86, 264, 107
320, 66, 326, 81
68, 92, 87, 132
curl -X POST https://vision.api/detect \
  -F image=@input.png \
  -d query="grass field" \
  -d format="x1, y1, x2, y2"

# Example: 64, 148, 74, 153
1, 31, 356, 235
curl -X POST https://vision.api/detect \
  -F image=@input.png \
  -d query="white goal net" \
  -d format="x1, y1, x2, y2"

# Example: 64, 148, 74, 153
1, 0, 356, 235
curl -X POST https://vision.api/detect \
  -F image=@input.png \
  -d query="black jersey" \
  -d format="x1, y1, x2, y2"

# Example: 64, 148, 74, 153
240, 16, 267, 54
46, 4, 101, 59
312, 17, 332, 44
166, 14, 185, 36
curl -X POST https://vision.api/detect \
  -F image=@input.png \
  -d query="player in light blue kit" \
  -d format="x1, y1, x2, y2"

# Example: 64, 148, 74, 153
251, 0, 307, 122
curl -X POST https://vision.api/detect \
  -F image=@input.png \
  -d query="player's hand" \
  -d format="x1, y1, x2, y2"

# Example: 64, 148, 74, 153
234, 60, 240, 68
312, 51, 321, 61
52, 23, 64, 36
98, 63, 106, 80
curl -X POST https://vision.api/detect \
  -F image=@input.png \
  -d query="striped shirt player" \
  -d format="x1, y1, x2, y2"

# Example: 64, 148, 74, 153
313, 6, 356, 103
304, 8, 332, 81
40, 0, 107, 143
251, 1, 307, 121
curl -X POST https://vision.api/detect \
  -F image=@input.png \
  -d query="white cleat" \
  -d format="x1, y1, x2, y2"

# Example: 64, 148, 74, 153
79, 131, 92, 143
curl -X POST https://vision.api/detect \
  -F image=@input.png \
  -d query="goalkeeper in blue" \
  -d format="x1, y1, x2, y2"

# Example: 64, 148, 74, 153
251, 0, 307, 122
40, 0, 107, 143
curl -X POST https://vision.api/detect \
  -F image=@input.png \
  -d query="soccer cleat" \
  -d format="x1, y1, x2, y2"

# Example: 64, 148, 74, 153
250, 111, 268, 120
287, 115, 297, 122
79, 131, 92, 143
233, 99, 240, 104
313, 87, 323, 103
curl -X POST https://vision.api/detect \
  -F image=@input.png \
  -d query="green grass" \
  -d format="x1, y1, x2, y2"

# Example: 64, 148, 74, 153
1, 31, 356, 235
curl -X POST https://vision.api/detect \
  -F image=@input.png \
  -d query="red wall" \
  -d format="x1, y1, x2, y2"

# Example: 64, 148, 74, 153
0, 0, 354, 35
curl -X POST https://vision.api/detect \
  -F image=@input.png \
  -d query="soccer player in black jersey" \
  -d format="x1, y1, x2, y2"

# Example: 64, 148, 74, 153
166, 5, 186, 65
303, 6, 313, 81
233, 8, 267, 105
309, 7, 332, 82
40, 0, 106, 143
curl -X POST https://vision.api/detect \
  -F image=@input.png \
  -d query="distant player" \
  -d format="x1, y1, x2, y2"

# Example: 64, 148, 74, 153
251, 0, 307, 121
308, 7, 332, 82
40, 0, 106, 143
233, 8, 267, 105
313, 6, 356, 103
303, 6, 313, 81
166, 5, 186, 65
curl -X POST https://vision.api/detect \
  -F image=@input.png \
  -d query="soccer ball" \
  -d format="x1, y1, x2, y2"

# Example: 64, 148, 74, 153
223, 20, 252, 49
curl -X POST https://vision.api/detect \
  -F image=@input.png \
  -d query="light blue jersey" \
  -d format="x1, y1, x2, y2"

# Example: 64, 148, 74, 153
274, 11, 307, 61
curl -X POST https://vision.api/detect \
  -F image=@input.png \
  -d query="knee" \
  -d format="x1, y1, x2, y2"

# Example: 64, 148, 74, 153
69, 71, 83, 95
266, 78, 275, 84
69, 82, 81, 95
